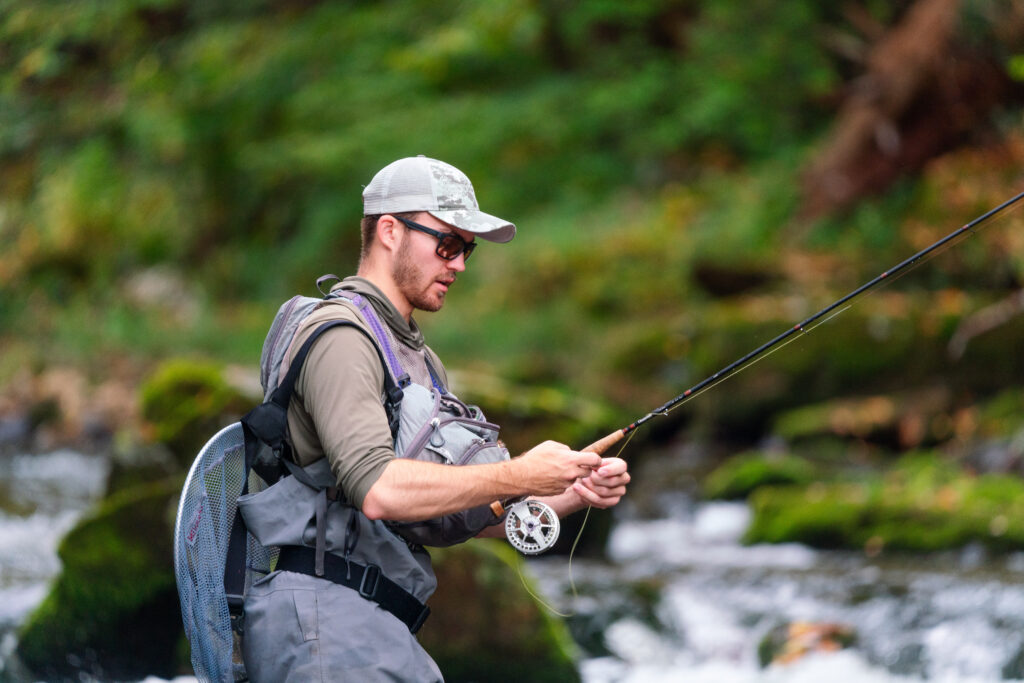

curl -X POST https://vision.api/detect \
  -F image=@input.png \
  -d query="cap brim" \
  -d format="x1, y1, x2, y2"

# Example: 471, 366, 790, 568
428, 209, 516, 243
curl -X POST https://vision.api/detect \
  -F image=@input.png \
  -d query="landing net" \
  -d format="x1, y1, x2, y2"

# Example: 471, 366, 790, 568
173, 422, 274, 682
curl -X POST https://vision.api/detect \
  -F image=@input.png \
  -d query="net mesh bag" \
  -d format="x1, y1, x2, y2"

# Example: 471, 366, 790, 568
174, 423, 275, 682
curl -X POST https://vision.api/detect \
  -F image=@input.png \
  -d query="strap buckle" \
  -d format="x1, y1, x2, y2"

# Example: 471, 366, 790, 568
359, 564, 381, 599
409, 605, 431, 635
227, 594, 246, 634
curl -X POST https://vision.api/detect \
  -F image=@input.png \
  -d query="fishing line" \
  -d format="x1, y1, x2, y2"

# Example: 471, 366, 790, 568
659, 304, 855, 418
562, 427, 638, 608
513, 189, 1024, 615
514, 425, 638, 618
616, 189, 1024, 438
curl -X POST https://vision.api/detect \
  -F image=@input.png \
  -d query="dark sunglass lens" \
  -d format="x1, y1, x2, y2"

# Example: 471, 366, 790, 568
438, 235, 470, 260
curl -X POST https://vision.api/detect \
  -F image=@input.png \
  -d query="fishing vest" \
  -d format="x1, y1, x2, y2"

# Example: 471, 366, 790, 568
238, 285, 510, 630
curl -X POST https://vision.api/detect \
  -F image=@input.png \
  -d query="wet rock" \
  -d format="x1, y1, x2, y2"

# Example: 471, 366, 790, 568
757, 621, 856, 667
0, 414, 31, 450
1003, 641, 1024, 679
106, 439, 180, 492
0, 367, 142, 454
15, 477, 185, 681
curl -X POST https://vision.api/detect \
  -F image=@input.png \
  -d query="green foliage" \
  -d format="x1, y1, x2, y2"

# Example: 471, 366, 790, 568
703, 451, 816, 500
4, 0, 1020, 418
1, 0, 847, 308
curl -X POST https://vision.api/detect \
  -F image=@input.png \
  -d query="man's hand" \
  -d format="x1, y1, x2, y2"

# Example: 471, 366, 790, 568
571, 457, 630, 509
513, 440, 602, 497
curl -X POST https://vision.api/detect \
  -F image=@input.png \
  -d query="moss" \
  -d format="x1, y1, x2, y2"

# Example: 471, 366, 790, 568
746, 485, 869, 548
703, 451, 816, 500
745, 454, 1024, 552
419, 540, 580, 683
139, 358, 251, 465
976, 388, 1024, 437
16, 477, 184, 681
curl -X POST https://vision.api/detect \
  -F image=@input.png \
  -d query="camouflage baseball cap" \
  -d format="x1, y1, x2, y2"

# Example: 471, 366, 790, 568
362, 156, 516, 243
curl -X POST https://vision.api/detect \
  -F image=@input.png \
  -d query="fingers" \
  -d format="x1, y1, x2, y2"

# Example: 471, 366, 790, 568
594, 457, 628, 479
572, 456, 630, 508
517, 442, 605, 496
574, 451, 603, 470
587, 457, 630, 486
571, 478, 627, 508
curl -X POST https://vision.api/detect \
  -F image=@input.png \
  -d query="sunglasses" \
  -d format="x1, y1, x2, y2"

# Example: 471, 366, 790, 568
394, 216, 477, 262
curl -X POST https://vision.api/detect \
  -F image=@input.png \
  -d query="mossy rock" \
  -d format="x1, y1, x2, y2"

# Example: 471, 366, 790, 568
106, 439, 182, 493
420, 540, 580, 683
16, 477, 185, 681
140, 358, 253, 467
703, 451, 816, 500
772, 387, 954, 449
745, 454, 1024, 552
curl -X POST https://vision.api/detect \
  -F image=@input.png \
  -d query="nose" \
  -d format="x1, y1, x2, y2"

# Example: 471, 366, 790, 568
448, 251, 468, 272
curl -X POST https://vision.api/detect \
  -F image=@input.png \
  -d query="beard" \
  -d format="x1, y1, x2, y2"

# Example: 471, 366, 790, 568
392, 237, 451, 313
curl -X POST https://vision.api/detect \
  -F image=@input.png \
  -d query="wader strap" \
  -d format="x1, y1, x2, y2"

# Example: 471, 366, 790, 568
276, 545, 431, 634
314, 489, 328, 577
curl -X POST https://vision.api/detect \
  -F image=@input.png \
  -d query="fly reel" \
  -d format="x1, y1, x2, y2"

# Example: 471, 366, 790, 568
505, 499, 560, 555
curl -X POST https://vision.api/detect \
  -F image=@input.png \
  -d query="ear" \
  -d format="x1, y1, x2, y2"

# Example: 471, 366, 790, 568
376, 214, 403, 253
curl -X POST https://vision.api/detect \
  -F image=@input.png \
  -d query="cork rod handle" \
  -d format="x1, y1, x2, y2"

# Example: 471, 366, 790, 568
582, 429, 626, 455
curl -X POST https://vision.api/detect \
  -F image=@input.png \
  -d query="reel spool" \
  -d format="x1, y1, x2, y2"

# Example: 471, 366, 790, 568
505, 499, 560, 555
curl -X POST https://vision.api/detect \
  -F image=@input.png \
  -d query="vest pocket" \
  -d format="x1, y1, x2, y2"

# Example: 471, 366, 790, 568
292, 589, 319, 642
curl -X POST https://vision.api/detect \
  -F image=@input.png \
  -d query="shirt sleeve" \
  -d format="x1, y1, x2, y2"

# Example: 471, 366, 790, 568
291, 324, 396, 509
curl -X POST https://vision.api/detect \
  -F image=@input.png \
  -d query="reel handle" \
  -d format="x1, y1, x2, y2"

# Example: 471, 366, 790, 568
488, 429, 626, 517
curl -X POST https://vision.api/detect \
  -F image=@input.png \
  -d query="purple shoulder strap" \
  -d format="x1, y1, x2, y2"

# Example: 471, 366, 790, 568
335, 291, 446, 393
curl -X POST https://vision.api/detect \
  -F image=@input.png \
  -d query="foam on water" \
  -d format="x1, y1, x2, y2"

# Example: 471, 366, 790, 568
607, 501, 818, 571
537, 499, 1024, 682
581, 648, 1006, 683
0, 451, 111, 627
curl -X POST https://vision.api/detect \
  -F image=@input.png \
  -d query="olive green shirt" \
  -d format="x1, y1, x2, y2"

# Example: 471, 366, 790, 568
284, 277, 448, 509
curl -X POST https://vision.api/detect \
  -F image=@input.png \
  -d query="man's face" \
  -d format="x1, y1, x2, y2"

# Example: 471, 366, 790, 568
391, 213, 472, 313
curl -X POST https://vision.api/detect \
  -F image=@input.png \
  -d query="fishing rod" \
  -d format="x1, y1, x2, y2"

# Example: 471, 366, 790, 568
580, 189, 1024, 456
500, 189, 1024, 554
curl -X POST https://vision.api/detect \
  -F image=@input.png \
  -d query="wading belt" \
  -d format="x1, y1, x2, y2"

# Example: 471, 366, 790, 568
276, 545, 431, 634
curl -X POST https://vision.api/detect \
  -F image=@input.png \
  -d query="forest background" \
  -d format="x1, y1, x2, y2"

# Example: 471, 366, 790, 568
3, 0, 1024, 680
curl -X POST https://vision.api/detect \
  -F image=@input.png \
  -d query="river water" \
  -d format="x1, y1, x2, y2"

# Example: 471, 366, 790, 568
0, 450, 111, 677
4, 449, 1024, 682
530, 494, 1024, 683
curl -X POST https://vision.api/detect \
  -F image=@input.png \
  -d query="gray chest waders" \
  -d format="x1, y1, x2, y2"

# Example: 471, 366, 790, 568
227, 319, 429, 630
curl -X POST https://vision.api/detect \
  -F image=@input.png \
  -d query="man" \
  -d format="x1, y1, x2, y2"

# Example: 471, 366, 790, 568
240, 156, 630, 681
